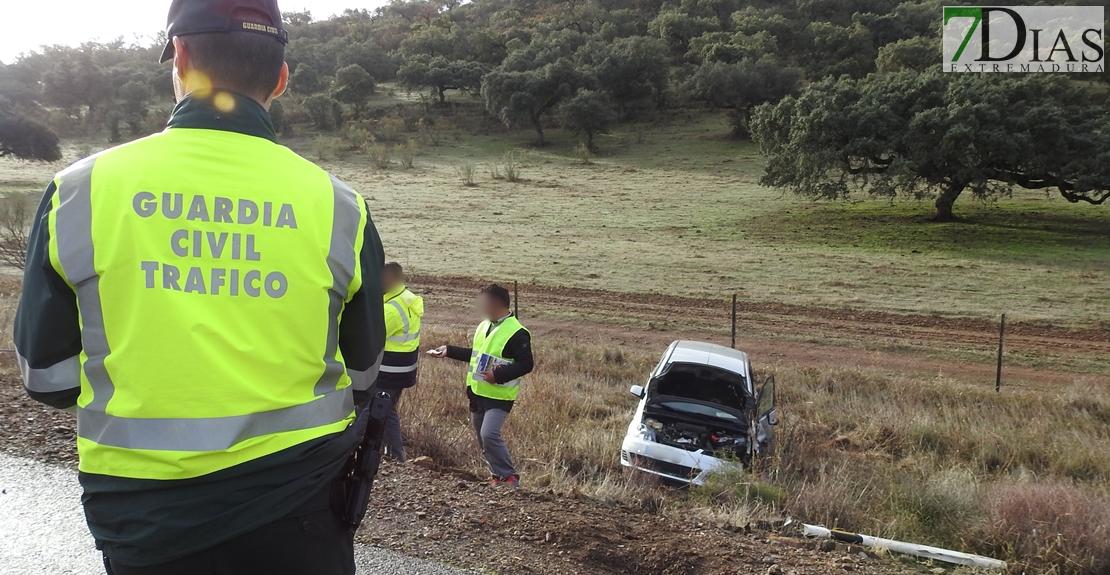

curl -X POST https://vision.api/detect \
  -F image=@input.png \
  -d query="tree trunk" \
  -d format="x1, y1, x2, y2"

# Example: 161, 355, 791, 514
934, 182, 964, 222
531, 115, 545, 146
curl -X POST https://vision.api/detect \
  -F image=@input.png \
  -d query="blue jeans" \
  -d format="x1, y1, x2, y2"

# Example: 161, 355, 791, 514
381, 388, 405, 463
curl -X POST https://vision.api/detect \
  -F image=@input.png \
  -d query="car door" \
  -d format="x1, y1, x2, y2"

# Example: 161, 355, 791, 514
755, 375, 777, 453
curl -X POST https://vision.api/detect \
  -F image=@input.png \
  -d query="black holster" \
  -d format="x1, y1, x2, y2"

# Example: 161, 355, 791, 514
339, 390, 391, 534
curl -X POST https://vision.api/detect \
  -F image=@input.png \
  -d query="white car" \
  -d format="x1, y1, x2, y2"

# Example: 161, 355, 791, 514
620, 340, 777, 485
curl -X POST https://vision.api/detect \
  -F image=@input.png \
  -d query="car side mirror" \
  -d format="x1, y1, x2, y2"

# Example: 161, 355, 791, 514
629, 384, 644, 398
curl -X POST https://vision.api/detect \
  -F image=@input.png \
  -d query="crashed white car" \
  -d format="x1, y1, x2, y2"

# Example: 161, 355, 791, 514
620, 340, 777, 485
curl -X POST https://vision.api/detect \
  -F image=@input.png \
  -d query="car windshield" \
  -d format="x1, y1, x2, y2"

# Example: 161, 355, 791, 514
655, 401, 740, 421
652, 362, 749, 412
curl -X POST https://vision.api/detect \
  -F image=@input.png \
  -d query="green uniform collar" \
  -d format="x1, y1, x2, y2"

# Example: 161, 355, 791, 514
166, 91, 277, 143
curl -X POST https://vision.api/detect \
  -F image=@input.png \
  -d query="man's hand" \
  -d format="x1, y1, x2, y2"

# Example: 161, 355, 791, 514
477, 369, 497, 384
427, 346, 447, 358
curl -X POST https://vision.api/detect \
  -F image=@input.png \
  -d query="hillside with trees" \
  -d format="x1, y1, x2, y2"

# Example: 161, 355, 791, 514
1, 0, 1107, 218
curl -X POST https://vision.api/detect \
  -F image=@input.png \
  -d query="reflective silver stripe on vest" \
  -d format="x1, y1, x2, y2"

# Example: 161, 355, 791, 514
77, 388, 355, 452
349, 350, 383, 391
314, 177, 364, 396
379, 363, 418, 374
386, 299, 419, 343
17, 352, 80, 393
53, 159, 116, 411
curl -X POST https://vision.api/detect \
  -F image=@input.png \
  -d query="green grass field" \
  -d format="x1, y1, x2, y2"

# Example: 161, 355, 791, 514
3, 101, 1108, 328
303, 108, 1109, 327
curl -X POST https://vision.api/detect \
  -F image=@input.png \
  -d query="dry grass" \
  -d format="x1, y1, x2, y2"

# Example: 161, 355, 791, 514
402, 326, 1110, 574
978, 483, 1110, 574
404, 325, 649, 487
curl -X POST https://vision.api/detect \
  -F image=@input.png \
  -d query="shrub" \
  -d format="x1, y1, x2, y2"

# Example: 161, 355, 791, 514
343, 123, 373, 149
368, 143, 391, 170
573, 141, 593, 165
303, 95, 343, 131
0, 115, 62, 161
311, 136, 347, 161
502, 151, 522, 182
456, 163, 477, 187
376, 117, 407, 142
0, 193, 36, 270
417, 117, 445, 146
269, 100, 290, 136
397, 140, 416, 169
977, 483, 1110, 574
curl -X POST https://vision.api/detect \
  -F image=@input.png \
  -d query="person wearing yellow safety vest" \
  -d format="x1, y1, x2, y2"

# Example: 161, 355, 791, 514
429, 284, 533, 488
13, 1, 386, 574
374, 262, 424, 462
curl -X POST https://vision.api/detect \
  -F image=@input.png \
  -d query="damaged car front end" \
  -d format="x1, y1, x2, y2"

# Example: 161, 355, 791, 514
620, 341, 777, 485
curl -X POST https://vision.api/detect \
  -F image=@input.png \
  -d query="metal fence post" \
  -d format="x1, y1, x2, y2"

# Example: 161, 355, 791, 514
731, 294, 737, 349
996, 313, 1006, 392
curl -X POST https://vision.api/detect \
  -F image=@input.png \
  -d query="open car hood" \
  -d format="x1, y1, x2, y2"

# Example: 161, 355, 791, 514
647, 361, 753, 414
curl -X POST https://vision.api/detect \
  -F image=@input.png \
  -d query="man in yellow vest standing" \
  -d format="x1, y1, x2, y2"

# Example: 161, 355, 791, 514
430, 284, 533, 487
375, 262, 423, 462
13, 1, 385, 573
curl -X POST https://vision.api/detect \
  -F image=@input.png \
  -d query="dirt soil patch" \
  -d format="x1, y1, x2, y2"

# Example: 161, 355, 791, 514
359, 459, 928, 575
0, 361, 77, 467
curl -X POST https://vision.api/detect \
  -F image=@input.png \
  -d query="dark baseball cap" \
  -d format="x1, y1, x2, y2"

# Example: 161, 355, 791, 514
159, 0, 289, 63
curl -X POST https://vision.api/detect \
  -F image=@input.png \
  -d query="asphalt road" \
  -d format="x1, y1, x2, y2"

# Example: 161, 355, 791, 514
0, 452, 477, 575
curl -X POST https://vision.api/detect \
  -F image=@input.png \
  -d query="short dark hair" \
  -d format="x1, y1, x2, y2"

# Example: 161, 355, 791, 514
480, 284, 511, 309
384, 262, 403, 276
181, 32, 284, 100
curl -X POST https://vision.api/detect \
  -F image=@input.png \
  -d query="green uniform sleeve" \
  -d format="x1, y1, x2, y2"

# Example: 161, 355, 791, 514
14, 182, 83, 409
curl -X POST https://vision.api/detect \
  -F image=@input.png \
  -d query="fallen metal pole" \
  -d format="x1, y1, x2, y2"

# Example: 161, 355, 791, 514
802, 524, 1007, 570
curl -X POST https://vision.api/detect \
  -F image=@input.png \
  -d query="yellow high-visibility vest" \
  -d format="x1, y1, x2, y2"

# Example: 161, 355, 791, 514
48, 127, 368, 481
383, 287, 423, 353
466, 316, 528, 401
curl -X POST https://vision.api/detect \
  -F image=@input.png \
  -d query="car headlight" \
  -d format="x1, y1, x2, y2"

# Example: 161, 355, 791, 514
636, 423, 656, 442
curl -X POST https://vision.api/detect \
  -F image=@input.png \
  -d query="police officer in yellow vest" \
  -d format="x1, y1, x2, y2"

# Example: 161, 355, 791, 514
374, 262, 423, 462
429, 284, 533, 487
13, 1, 386, 573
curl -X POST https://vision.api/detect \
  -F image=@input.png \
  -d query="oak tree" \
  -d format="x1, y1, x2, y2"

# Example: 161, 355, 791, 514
752, 72, 1110, 221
